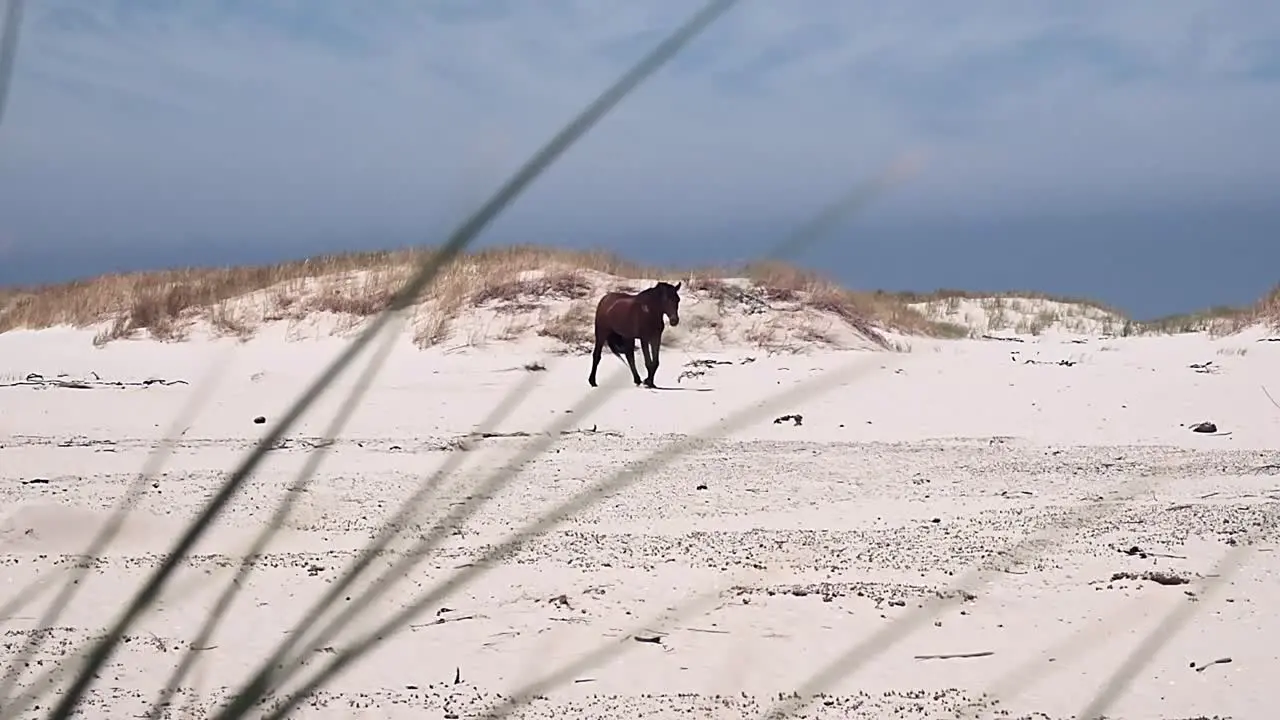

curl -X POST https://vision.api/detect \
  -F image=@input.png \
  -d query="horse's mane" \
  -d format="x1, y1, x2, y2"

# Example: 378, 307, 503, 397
638, 281, 677, 298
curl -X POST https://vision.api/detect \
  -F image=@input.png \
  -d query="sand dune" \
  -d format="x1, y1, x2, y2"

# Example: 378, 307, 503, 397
1, 264, 1279, 719
907, 295, 1130, 337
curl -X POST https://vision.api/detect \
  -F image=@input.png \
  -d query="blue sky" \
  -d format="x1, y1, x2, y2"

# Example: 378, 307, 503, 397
1, 0, 1278, 319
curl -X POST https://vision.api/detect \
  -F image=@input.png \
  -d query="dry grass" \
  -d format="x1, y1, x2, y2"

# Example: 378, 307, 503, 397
3, 248, 1273, 349
1139, 285, 1279, 337
0, 245, 964, 351
898, 289, 1131, 337
741, 262, 969, 340
0, 246, 658, 342
1140, 306, 1254, 336
891, 288, 1128, 319
536, 301, 595, 354
2, 250, 413, 339
897, 285, 1280, 338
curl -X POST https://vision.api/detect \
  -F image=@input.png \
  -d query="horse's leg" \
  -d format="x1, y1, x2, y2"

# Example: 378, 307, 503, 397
640, 337, 656, 388
649, 333, 663, 387
588, 329, 604, 387
622, 341, 643, 386
637, 335, 655, 386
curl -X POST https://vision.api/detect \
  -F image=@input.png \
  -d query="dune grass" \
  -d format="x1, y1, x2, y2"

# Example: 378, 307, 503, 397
0, 246, 974, 350
1138, 288, 1280, 336
890, 288, 1130, 319
3, 254, 1274, 350
896, 285, 1280, 338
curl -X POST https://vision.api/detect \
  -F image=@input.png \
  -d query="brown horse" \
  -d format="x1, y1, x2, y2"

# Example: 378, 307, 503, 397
588, 281, 681, 389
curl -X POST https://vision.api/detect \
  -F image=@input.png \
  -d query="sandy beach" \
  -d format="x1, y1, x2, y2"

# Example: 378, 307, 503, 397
2, 293, 1279, 719
2, 0, 1276, 715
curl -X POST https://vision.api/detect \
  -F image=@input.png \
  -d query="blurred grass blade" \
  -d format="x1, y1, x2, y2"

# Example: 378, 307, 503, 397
0, 351, 228, 706
769, 152, 922, 263
290, 146, 922, 660
1075, 544, 1252, 719
753, 373, 1280, 719
144, 321, 404, 718
469, 152, 924, 718
257, 148, 920, 713
754, 498, 1242, 718
208, 358, 548, 713
43, 0, 741, 713
0, 574, 55, 628
280, 365, 545, 645
956, 596, 1152, 718
480, 565, 782, 719
197, 5, 742, 713
752, 533, 1085, 718
256, 354, 885, 720
224, 369, 628, 717
0, 0, 24, 129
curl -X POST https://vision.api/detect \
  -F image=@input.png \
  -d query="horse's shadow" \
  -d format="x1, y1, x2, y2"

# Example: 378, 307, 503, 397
644, 384, 713, 392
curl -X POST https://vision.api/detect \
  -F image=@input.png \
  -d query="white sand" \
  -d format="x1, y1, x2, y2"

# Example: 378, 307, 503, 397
2, 317, 1279, 719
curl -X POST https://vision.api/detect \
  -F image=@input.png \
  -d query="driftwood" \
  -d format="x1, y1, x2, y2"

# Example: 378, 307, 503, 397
686, 359, 732, 369
0, 372, 188, 390
914, 650, 993, 660
448, 425, 622, 450
684, 626, 731, 634
409, 613, 477, 630
677, 369, 706, 383
1192, 657, 1232, 672
1110, 570, 1190, 586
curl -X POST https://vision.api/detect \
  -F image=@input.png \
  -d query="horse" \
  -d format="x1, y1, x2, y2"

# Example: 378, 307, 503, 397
588, 281, 681, 389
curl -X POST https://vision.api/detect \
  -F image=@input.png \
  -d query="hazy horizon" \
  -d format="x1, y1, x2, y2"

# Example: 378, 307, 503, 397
1, 1, 1277, 320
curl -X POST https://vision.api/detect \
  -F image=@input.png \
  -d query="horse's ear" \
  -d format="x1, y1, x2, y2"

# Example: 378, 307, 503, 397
674, 281, 681, 292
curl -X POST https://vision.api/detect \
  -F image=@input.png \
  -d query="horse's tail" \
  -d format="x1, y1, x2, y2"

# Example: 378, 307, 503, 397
604, 331, 631, 358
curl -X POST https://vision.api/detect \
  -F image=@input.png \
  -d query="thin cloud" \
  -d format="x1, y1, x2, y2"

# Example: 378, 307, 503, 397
1, 0, 1278, 253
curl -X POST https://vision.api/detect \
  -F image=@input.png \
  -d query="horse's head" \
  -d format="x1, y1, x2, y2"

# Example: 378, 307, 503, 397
653, 281, 681, 327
